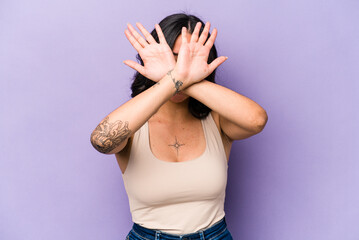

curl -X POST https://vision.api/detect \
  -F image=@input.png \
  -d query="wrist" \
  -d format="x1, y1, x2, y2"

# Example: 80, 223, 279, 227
166, 69, 190, 93
172, 67, 193, 89
181, 82, 195, 95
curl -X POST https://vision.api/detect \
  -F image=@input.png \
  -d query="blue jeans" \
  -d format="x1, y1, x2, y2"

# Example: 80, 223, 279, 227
125, 216, 233, 240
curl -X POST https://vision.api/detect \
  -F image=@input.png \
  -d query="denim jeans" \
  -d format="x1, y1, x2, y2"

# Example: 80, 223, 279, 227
125, 216, 233, 240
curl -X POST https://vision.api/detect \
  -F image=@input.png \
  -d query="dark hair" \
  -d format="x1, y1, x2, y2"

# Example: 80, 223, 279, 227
130, 13, 219, 119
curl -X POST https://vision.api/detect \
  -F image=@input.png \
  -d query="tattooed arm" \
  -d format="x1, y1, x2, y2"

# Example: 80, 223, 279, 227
90, 71, 183, 154
182, 80, 268, 141
90, 22, 227, 154
90, 117, 131, 154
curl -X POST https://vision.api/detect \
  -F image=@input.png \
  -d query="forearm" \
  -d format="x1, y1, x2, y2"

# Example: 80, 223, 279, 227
90, 72, 180, 154
183, 80, 267, 132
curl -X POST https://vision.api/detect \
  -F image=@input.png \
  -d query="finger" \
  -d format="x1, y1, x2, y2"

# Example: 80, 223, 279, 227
204, 28, 217, 49
190, 22, 201, 43
208, 56, 228, 73
123, 60, 146, 75
124, 29, 143, 52
155, 24, 167, 44
136, 22, 156, 44
181, 27, 188, 44
127, 23, 148, 47
198, 22, 210, 45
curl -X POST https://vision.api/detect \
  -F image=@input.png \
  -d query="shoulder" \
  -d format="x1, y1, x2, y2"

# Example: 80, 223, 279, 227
208, 111, 233, 161
209, 111, 233, 145
114, 135, 133, 174
209, 111, 220, 129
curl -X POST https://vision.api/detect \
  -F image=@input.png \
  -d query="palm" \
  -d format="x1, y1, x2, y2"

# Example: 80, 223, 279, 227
124, 23, 175, 82
174, 22, 227, 87
124, 21, 227, 88
177, 43, 211, 83
139, 44, 175, 81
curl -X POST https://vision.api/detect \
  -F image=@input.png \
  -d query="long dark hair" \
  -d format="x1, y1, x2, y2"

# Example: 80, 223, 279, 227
130, 13, 219, 119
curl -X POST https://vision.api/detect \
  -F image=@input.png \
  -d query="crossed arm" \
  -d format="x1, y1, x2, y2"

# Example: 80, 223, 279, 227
183, 80, 268, 142
90, 77, 267, 155
90, 21, 268, 155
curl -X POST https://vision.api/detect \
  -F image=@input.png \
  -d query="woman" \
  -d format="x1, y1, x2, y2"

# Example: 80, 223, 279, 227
90, 13, 268, 240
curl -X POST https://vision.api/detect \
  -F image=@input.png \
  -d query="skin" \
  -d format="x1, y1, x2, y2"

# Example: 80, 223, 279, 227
90, 21, 268, 173
168, 33, 191, 103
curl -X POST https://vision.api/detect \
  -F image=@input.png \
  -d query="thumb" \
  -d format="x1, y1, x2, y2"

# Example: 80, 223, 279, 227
208, 56, 228, 73
123, 60, 146, 75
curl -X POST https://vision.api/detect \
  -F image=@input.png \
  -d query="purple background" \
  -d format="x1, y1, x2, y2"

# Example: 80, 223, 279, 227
1, 0, 358, 239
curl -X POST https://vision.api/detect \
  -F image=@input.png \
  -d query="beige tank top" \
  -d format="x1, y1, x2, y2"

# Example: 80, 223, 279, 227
122, 112, 228, 235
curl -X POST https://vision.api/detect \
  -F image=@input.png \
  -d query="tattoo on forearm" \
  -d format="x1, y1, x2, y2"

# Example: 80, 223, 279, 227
168, 136, 185, 156
90, 116, 131, 153
167, 70, 183, 94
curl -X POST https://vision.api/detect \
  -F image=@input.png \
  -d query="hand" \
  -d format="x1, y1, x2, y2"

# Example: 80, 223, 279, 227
174, 22, 228, 89
123, 23, 176, 82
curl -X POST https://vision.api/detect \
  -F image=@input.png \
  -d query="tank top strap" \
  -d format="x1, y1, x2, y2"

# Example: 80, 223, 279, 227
123, 122, 151, 176
130, 121, 152, 162
202, 112, 227, 161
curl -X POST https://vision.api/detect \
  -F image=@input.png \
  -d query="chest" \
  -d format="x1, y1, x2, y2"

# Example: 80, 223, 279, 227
148, 119, 206, 163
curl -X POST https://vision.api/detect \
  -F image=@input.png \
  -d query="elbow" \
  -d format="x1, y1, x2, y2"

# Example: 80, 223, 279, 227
254, 111, 268, 133
90, 131, 128, 155
90, 132, 112, 154
90, 117, 131, 154
90, 132, 120, 155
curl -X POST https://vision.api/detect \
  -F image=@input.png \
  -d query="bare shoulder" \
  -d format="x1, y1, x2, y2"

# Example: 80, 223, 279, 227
210, 111, 220, 128
210, 111, 230, 141
210, 111, 233, 160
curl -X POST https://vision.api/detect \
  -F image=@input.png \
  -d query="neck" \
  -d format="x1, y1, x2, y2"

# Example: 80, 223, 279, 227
152, 98, 193, 123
